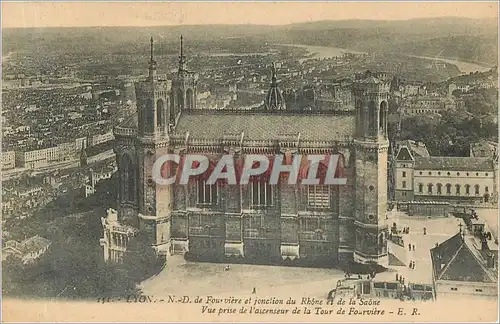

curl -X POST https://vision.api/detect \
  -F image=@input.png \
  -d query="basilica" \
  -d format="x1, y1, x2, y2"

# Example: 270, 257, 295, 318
100, 37, 391, 268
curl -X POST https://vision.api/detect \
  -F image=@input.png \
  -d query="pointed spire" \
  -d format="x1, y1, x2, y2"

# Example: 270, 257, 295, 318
179, 35, 186, 72
150, 36, 154, 63
271, 62, 277, 87
148, 36, 157, 78
180, 35, 184, 59
265, 62, 285, 110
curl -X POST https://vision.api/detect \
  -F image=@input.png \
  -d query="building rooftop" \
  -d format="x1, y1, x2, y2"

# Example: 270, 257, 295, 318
4, 235, 51, 256
396, 140, 430, 158
414, 156, 494, 172
173, 110, 355, 141
430, 232, 497, 283
115, 109, 356, 142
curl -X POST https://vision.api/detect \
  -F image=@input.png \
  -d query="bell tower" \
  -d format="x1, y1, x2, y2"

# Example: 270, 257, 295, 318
133, 37, 173, 252
135, 37, 171, 138
352, 70, 390, 266
172, 35, 199, 115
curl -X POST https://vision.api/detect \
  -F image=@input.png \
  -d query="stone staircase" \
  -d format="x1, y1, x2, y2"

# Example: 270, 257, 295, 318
387, 240, 408, 267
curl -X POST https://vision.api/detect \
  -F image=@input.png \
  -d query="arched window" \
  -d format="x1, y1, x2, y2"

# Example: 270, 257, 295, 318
169, 92, 176, 122
379, 101, 387, 132
465, 184, 470, 195
427, 183, 433, 194
368, 101, 377, 134
436, 183, 442, 194
145, 99, 154, 132
474, 185, 480, 195
446, 184, 452, 194
418, 183, 423, 193
455, 184, 461, 195
186, 88, 194, 110
121, 154, 135, 202
177, 88, 184, 111
156, 99, 165, 128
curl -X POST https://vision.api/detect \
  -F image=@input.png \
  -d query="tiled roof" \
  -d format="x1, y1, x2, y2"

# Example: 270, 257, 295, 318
414, 157, 493, 172
119, 113, 138, 128
395, 146, 414, 161
173, 111, 355, 141
430, 233, 464, 275
397, 140, 430, 158
430, 233, 497, 283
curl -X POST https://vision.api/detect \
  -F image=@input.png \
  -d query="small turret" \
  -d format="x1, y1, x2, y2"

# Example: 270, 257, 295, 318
80, 141, 88, 167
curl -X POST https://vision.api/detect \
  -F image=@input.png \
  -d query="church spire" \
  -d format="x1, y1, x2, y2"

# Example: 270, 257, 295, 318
148, 37, 157, 78
178, 35, 187, 72
265, 62, 285, 110
271, 62, 277, 87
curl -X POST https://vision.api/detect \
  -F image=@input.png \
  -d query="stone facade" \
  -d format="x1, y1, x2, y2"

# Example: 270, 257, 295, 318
102, 38, 391, 268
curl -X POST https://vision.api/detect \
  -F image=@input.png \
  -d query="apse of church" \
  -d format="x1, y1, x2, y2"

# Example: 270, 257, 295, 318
109, 37, 390, 267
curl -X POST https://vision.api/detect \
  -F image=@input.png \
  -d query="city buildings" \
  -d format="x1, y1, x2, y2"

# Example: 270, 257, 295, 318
402, 95, 456, 116
101, 37, 392, 268
2, 151, 15, 170
2, 235, 52, 264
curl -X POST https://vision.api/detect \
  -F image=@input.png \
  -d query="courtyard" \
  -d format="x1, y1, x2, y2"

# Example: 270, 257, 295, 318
141, 255, 346, 298
378, 212, 466, 285
141, 208, 498, 299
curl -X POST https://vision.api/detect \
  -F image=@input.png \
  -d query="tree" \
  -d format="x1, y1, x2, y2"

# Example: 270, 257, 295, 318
122, 232, 166, 282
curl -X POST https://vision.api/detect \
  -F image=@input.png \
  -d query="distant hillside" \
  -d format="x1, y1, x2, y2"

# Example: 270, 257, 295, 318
3, 17, 498, 65
388, 35, 498, 66
272, 17, 498, 65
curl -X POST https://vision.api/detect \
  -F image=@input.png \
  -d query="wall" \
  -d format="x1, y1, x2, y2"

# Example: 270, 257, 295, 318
435, 280, 497, 299
413, 169, 494, 203
169, 160, 354, 264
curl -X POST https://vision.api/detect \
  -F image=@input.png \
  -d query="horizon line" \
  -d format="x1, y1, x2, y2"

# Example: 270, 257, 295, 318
2, 15, 497, 30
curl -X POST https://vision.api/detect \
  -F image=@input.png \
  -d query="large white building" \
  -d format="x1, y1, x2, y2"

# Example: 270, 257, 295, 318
15, 146, 60, 169
394, 142, 498, 205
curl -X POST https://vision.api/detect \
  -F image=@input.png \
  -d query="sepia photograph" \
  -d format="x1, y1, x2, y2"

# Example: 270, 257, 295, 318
1, 1, 499, 322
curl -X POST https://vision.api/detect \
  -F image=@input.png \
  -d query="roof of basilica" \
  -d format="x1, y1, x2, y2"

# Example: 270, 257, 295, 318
173, 111, 355, 141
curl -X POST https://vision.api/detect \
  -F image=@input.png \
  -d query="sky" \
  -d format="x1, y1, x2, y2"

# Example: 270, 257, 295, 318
2, 1, 498, 28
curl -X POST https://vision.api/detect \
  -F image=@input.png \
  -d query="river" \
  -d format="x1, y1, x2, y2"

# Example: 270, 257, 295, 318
276, 44, 492, 74
275, 44, 366, 63
407, 55, 492, 74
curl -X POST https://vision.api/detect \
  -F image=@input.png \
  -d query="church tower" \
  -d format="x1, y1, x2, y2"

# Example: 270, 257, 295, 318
352, 70, 390, 266
171, 35, 199, 114
136, 37, 171, 137
118, 37, 173, 250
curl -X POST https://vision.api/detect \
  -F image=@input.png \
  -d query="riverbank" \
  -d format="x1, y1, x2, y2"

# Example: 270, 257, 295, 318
406, 54, 492, 74
274, 43, 492, 75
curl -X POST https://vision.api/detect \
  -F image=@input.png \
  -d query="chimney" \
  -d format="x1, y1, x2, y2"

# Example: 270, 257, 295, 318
486, 254, 495, 268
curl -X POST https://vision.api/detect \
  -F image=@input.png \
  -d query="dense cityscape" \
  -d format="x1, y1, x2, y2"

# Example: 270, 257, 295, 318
1, 16, 498, 306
